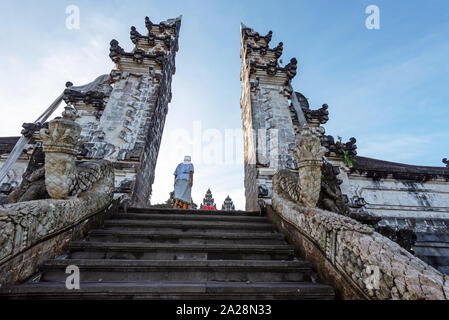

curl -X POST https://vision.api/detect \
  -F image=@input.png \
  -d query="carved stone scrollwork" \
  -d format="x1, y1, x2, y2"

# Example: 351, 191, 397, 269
321, 135, 357, 158
82, 91, 106, 110
39, 106, 81, 199
284, 58, 298, 80
109, 39, 124, 63
264, 30, 273, 44
317, 161, 351, 216
7, 146, 48, 203
303, 103, 329, 125
21, 122, 44, 139
295, 124, 327, 207
130, 26, 142, 44
39, 105, 114, 200
63, 76, 109, 119
273, 42, 283, 58
242, 28, 272, 45
443, 158, 449, 168
147, 33, 156, 46
145, 16, 153, 33
274, 121, 327, 208
266, 60, 278, 75
221, 195, 235, 211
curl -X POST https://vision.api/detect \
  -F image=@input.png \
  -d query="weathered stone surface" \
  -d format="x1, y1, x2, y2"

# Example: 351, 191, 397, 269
318, 161, 351, 216
222, 195, 235, 211
270, 183, 449, 300
240, 23, 300, 210
7, 145, 48, 203
70, 16, 181, 207
0, 106, 115, 287
0, 200, 117, 287
336, 156, 449, 220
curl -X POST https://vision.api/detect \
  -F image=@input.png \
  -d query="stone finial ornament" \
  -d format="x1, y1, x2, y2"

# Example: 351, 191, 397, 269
109, 39, 124, 63
303, 104, 329, 125
221, 195, 235, 211
273, 42, 283, 58
293, 122, 327, 207
273, 120, 327, 208
145, 16, 153, 32
38, 105, 114, 200
21, 122, 44, 139
264, 30, 273, 44
130, 26, 142, 44
318, 161, 351, 216
200, 188, 217, 210
284, 58, 298, 80
321, 135, 357, 159
39, 105, 81, 199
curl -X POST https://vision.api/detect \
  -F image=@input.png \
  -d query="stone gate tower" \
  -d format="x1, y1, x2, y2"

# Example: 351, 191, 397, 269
240, 24, 301, 211
63, 16, 182, 207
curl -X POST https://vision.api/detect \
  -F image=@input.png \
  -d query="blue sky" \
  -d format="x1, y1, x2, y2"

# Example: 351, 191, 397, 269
0, 0, 448, 209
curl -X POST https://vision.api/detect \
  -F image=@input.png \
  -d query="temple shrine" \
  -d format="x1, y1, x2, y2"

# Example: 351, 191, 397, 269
200, 188, 216, 210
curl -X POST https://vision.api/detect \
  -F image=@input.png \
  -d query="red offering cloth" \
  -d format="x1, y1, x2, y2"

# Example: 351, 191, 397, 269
201, 205, 216, 210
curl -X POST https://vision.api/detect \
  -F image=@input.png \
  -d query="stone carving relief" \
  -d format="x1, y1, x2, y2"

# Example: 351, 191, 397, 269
0, 105, 114, 270
318, 161, 351, 216
273, 122, 327, 208
7, 146, 48, 203
321, 135, 357, 158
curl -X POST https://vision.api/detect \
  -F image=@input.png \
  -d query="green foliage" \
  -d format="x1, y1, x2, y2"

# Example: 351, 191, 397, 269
337, 136, 356, 167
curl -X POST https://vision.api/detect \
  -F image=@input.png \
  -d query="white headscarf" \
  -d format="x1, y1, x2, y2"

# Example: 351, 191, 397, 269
183, 155, 191, 164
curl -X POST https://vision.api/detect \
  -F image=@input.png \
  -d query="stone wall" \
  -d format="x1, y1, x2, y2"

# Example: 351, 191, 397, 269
130, 30, 178, 206
239, 24, 298, 210
326, 155, 449, 273
270, 181, 449, 300
0, 107, 117, 287
23, 16, 181, 207
334, 156, 449, 220
0, 199, 118, 287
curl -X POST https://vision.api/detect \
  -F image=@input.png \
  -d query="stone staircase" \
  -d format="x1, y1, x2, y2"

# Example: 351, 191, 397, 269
1, 207, 334, 299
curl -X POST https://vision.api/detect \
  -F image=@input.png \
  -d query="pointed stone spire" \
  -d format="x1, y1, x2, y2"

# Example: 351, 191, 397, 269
200, 188, 216, 210
221, 195, 235, 211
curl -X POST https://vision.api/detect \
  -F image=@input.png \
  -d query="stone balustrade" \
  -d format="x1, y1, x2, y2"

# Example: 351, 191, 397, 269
0, 106, 115, 286
271, 171, 449, 300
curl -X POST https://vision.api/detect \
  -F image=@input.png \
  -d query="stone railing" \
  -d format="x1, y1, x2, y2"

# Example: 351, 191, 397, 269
269, 105, 449, 299
271, 169, 449, 300
0, 106, 115, 286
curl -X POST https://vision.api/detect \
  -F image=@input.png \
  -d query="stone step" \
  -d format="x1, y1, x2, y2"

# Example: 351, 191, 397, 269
39, 259, 311, 283
111, 213, 269, 223
1, 281, 335, 300
103, 219, 275, 233
88, 229, 286, 245
123, 207, 262, 217
69, 241, 296, 261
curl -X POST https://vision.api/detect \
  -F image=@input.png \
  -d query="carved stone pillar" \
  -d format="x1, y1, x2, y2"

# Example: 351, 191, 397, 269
40, 106, 81, 199
294, 120, 327, 207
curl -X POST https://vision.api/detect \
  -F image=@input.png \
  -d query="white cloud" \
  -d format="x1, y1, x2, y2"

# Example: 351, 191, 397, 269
0, 12, 122, 137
